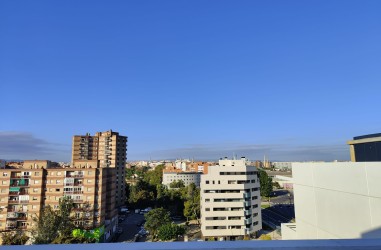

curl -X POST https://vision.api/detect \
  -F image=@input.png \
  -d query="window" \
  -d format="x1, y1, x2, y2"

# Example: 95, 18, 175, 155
49, 188, 53, 192
57, 172, 62, 176
33, 188, 38, 192
218, 180, 220, 184
205, 208, 210, 211
35, 172, 40, 176
56, 188, 60, 192
87, 180, 92, 183
54, 205, 59, 209
56, 180, 61, 184
2, 181, 7, 184
51, 172, 55, 176
2, 173, 7, 177
253, 221, 258, 226
32, 205, 37, 209
32, 197, 37, 201
88, 171, 92, 175
34, 180, 39, 184
1, 189, 6, 193
205, 199, 210, 202
212, 181, 215, 184
87, 188, 92, 191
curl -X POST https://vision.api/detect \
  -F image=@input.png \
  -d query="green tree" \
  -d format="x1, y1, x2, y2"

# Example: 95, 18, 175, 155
31, 197, 75, 244
259, 169, 273, 197
144, 208, 172, 240
144, 165, 165, 186
1, 230, 29, 245
157, 223, 185, 241
169, 180, 185, 188
183, 184, 200, 224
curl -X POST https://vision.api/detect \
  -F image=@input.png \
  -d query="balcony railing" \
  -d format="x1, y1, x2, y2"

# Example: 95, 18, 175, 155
66, 174, 84, 178
9, 191, 29, 195
10, 183, 29, 187
64, 191, 84, 194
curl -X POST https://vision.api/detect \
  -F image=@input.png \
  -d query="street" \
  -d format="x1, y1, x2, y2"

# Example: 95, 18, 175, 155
115, 213, 147, 243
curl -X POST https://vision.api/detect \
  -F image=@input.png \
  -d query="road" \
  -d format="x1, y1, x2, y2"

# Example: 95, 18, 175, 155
115, 213, 147, 242
261, 189, 295, 229
268, 190, 294, 205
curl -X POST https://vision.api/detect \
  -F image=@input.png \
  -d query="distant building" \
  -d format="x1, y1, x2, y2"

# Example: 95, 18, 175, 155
347, 133, 381, 162
282, 162, 381, 240
175, 160, 188, 171
200, 158, 262, 241
0, 160, 6, 169
162, 172, 201, 188
72, 130, 127, 207
272, 162, 292, 171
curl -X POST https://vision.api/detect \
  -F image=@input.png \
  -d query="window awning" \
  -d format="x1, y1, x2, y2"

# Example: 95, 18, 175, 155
9, 187, 20, 192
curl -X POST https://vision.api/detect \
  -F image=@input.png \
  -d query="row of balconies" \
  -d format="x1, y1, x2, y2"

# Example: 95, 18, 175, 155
7, 212, 28, 220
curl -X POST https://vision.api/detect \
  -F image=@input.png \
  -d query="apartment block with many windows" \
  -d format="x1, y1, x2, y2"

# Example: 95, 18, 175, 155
201, 158, 262, 241
72, 130, 127, 207
0, 160, 118, 242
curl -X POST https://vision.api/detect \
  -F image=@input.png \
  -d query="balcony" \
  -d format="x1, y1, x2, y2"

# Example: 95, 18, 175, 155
243, 193, 251, 199
9, 191, 29, 195
244, 210, 251, 216
244, 201, 251, 207
244, 218, 252, 225
64, 190, 84, 194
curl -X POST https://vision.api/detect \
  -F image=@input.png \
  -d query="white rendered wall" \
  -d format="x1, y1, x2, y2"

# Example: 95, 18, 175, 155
290, 162, 381, 239
201, 159, 262, 238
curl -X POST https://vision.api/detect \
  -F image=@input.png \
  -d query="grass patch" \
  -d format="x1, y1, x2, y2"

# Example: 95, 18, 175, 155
261, 204, 270, 209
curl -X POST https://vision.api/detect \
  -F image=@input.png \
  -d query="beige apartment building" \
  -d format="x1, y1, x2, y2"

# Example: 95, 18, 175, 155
72, 130, 127, 207
0, 160, 118, 242
201, 158, 262, 241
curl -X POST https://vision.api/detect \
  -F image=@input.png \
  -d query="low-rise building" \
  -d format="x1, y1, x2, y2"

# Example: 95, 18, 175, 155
162, 172, 201, 188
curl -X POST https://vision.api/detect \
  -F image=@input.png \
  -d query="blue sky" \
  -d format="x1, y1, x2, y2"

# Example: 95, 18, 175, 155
1, 1, 380, 162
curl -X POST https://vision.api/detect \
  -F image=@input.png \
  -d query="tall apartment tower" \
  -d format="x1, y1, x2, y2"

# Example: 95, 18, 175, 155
72, 130, 128, 207
200, 158, 262, 241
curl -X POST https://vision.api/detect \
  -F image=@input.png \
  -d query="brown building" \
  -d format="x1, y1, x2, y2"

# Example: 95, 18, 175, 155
0, 160, 118, 242
72, 130, 127, 207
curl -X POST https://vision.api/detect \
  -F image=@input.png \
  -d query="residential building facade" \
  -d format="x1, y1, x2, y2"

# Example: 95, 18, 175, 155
72, 130, 127, 207
200, 158, 262, 240
0, 160, 118, 242
162, 172, 201, 188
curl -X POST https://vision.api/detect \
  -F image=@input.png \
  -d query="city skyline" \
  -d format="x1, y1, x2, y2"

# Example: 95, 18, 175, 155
1, 1, 381, 162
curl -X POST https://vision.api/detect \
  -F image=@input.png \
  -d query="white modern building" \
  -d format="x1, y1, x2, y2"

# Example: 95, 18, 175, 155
162, 172, 201, 188
282, 162, 381, 240
201, 158, 262, 241
175, 160, 188, 171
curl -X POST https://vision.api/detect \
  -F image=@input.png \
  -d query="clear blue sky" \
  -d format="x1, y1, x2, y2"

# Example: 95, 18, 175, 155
1, 1, 380, 162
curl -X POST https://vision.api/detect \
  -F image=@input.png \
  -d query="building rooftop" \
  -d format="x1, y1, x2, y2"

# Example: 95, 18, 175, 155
353, 133, 381, 140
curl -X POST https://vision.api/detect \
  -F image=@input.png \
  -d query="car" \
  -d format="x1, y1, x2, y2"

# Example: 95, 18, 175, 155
171, 216, 183, 221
